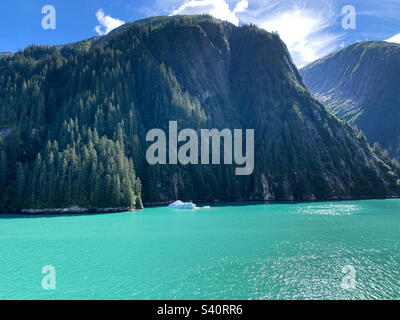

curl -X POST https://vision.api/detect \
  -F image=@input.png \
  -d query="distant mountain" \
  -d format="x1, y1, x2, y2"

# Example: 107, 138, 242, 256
0, 16, 399, 211
0, 52, 12, 59
300, 41, 400, 159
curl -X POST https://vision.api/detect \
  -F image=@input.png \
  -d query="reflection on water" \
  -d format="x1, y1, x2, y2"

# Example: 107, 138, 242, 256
0, 199, 399, 299
292, 203, 362, 216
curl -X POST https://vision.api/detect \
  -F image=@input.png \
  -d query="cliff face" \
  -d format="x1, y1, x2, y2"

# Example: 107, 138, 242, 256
300, 41, 400, 159
0, 16, 399, 210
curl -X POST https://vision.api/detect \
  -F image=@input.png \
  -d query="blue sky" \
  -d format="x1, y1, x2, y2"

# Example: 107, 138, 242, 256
1, 0, 400, 66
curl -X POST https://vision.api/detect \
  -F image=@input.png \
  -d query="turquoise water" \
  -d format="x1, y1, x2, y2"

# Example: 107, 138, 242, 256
0, 199, 399, 300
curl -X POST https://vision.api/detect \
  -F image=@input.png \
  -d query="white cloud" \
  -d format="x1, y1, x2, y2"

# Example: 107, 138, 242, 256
259, 8, 338, 67
234, 0, 340, 67
171, 0, 248, 26
95, 9, 125, 36
234, 0, 249, 14
385, 33, 400, 43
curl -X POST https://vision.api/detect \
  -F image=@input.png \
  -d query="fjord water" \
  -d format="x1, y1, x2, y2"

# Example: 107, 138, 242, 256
1, 199, 399, 300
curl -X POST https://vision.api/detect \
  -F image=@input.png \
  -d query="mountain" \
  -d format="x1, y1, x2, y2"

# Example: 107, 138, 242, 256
0, 52, 13, 59
0, 16, 399, 211
300, 41, 400, 159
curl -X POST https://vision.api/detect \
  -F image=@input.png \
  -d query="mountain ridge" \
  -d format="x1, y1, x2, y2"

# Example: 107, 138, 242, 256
0, 16, 399, 211
300, 40, 400, 159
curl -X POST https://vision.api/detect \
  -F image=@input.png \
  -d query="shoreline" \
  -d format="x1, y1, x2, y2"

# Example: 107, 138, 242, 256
0, 207, 137, 215
1, 196, 399, 216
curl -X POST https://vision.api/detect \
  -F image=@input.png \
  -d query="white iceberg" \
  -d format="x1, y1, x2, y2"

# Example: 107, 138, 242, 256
168, 200, 196, 209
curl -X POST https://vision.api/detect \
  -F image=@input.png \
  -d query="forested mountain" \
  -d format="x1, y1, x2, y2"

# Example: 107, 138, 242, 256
0, 16, 399, 212
300, 41, 400, 159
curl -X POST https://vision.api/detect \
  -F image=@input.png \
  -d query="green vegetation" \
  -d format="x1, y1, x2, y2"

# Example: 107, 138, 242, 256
0, 16, 399, 211
301, 41, 400, 159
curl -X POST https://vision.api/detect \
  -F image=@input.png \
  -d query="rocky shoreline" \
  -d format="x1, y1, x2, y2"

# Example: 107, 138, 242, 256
18, 206, 137, 215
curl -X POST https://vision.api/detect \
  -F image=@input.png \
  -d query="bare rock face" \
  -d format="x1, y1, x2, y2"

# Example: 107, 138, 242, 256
0, 127, 12, 137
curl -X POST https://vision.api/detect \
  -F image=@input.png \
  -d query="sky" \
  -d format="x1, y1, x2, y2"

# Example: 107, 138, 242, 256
1, 0, 400, 67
